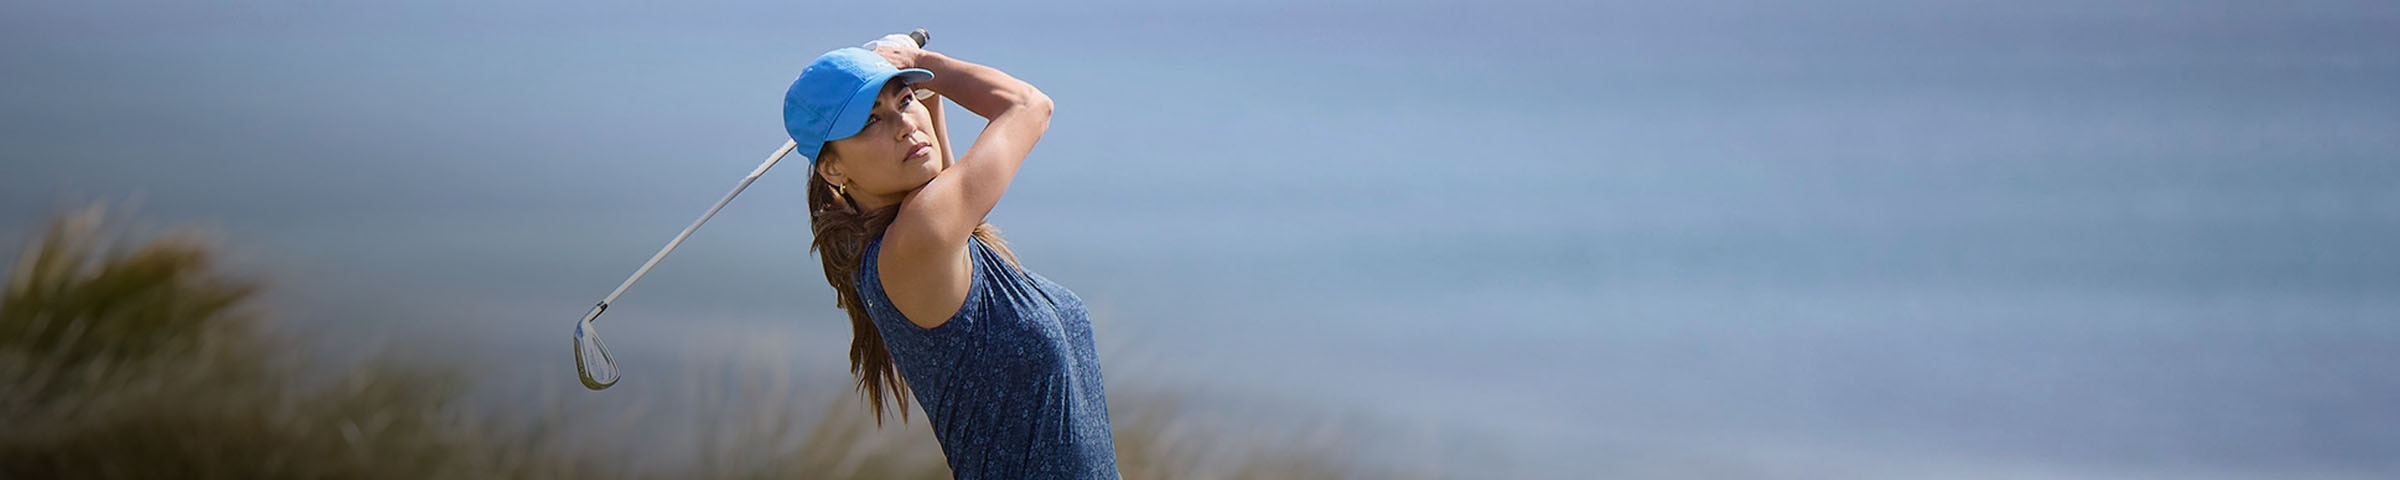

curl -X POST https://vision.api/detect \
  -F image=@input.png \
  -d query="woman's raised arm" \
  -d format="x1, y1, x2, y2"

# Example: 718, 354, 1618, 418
870, 47, 1052, 327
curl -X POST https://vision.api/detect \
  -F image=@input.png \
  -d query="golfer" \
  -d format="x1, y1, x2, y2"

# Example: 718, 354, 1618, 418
785, 37, 1118, 478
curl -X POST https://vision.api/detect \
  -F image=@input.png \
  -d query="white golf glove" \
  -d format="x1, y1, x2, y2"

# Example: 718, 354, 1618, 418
864, 33, 919, 51
866, 32, 935, 99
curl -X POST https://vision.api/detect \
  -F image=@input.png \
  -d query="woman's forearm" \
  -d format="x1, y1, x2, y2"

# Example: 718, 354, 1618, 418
913, 51, 1050, 121
928, 94, 956, 169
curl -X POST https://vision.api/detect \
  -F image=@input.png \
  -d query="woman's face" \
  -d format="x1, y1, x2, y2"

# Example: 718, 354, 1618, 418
818, 79, 937, 208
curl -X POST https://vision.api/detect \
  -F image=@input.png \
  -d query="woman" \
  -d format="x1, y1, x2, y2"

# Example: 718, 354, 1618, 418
783, 39, 1118, 478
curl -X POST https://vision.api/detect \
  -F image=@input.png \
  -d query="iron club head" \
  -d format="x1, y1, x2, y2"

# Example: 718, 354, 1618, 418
573, 303, 619, 390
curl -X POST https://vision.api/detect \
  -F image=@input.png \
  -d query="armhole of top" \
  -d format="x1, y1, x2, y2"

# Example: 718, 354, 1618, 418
874, 237, 985, 333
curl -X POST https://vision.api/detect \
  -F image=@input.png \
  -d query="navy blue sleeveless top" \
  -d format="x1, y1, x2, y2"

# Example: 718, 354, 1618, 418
857, 236, 1120, 479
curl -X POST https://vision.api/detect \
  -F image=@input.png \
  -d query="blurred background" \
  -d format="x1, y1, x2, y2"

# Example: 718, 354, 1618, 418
5, 0, 2397, 478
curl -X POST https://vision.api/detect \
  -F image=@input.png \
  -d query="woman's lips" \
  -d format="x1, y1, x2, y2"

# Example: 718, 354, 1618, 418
909, 144, 933, 159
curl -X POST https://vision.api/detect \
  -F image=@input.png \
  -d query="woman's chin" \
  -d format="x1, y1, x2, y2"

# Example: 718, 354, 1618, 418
911, 164, 943, 184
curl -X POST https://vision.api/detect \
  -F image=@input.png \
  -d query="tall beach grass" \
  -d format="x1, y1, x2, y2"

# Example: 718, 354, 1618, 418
0, 205, 1426, 479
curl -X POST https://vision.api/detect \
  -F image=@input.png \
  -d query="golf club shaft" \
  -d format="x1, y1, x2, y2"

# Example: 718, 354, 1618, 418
591, 140, 797, 314
577, 29, 931, 390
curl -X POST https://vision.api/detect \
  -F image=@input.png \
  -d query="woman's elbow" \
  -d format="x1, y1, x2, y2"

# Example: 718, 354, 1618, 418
1005, 88, 1053, 132
1022, 88, 1054, 120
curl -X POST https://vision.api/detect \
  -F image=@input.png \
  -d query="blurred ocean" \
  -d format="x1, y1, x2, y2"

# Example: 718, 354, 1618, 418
5, 0, 2397, 477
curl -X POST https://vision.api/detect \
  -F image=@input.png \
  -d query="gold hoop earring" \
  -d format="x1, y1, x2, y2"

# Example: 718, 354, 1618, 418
833, 182, 862, 214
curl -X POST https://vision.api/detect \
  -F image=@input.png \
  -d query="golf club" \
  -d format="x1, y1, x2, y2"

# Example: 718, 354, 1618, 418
575, 29, 930, 391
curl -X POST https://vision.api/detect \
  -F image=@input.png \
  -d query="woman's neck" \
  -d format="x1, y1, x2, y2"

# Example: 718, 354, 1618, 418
852, 189, 905, 211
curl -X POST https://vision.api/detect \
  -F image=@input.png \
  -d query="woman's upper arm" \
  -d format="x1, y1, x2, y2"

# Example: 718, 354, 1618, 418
900, 96, 1050, 232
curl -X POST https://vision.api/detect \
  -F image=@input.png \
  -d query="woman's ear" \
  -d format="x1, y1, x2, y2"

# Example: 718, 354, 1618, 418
815, 155, 845, 186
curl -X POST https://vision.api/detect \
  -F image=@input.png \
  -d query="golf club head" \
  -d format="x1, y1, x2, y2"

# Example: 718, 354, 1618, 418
573, 304, 620, 390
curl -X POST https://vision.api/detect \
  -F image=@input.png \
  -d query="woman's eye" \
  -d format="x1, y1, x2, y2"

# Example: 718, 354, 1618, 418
864, 114, 880, 126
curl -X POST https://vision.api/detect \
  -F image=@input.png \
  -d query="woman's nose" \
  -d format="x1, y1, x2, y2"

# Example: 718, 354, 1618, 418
895, 111, 925, 139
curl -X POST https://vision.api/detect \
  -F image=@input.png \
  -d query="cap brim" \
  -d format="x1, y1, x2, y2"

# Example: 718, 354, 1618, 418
823, 68, 934, 143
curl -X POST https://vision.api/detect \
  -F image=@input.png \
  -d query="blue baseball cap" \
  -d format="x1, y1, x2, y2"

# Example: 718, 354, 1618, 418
783, 47, 934, 163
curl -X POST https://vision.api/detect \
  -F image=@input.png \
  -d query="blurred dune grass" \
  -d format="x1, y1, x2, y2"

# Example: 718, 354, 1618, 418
0, 205, 1416, 479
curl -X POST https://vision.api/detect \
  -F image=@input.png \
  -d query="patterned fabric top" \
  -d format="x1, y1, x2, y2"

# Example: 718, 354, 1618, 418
856, 236, 1119, 479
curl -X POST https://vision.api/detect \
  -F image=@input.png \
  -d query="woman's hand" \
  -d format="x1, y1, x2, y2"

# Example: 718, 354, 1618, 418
864, 34, 927, 70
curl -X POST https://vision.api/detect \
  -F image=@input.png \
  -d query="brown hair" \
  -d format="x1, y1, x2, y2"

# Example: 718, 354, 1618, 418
806, 160, 1017, 424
